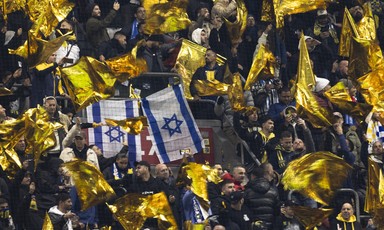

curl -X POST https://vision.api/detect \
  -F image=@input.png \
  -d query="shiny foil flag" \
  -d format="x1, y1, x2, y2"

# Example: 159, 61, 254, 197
339, 7, 358, 57
244, 44, 275, 90
105, 53, 148, 82
294, 35, 332, 128
224, 0, 247, 44
261, 0, 275, 22
324, 82, 372, 123
193, 79, 229, 97
104, 117, 148, 135
228, 73, 256, 114
42, 213, 54, 230
60, 56, 117, 112
64, 159, 116, 211
108, 192, 177, 230
1, 0, 26, 19
291, 206, 333, 230
0, 147, 22, 179
365, 158, 383, 213
357, 66, 384, 112
27, 0, 75, 37
9, 31, 75, 68
143, 0, 191, 34
282, 152, 353, 205
273, 0, 329, 28
183, 162, 222, 202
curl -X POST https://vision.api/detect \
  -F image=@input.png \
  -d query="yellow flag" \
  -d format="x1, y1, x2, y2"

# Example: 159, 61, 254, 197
64, 159, 116, 211
357, 66, 384, 112
339, 7, 358, 57
42, 213, 54, 230
0, 147, 22, 179
228, 73, 256, 114
261, 0, 275, 22
291, 206, 333, 230
143, 0, 191, 34
365, 158, 383, 213
108, 192, 178, 230
60, 56, 117, 112
193, 79, 229, 97
294, 34, 332, 128
273, 0, 329, 28
183, 162, 222, 202
1, 0, 26, 19
324, 82, 372, 124
0, 87, 12, 96
9, 31, 75, 68
104, 117, 148, 135
27, 0, 75, 37
105, 53, 148, 82
282, 152, 353, 206
244, 44, 275, 90
224, 0, 247, 44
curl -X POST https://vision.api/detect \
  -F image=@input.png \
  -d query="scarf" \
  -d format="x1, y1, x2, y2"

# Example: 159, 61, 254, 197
112, 163, 132, 180
336, 213, 357, 230
366, 120, 384, 153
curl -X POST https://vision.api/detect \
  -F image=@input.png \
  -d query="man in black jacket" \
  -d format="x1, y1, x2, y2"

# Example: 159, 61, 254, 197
244, 163, 280, 230
48, 193, 78, 230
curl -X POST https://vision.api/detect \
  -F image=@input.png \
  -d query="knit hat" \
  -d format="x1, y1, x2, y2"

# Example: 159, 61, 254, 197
314, 77, 330, 92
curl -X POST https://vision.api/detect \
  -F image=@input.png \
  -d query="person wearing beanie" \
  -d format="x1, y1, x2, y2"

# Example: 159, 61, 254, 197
330, 203, 362, 230
313, 77, 333, 110
85, 2, 120, 53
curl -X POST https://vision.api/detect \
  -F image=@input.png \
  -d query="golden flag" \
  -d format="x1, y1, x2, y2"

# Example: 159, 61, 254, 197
294, 35, 332, 128
108, 192, 178, 230
27, 0, 75, 37
183, 162, 222, 202
273, 0, 329, 28
9, 31, 75, 68
0, 147, 22, 179
104, 117, 148, 135
224, 0, 248, 44
193, 79, 229, 97
357, 66, 384, 112
64, 159, 116, 211
42, 213, 54, 230
261, 0, 275, 22
244, 44, 275, 90
60, 56, 117, 112
365, 158, 383, 213
291, 206, 333, 230
324, 82, 372, 123
228, 73, 256, 114
143, 0, 191, 35
0, 87, 12, 96
105, 53, 148, 82
99, 226, 112, 230
1, 0, 26, 20
339, 7, 358, 57
282, 152, 353, 206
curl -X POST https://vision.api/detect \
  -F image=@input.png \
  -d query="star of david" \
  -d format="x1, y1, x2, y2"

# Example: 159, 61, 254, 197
105, 126, 125, 142
161, 114, 183, 137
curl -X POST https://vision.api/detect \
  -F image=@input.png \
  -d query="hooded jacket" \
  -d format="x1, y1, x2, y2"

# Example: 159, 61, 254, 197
330, 213, 363, 230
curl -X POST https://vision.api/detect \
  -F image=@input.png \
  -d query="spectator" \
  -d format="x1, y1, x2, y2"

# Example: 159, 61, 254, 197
98, 31, 128, 61
228, 191, 253, 229
330, 59, 349, 86
249, 115, 277, 163
274, 200, 304, 230
268, 130, 295, 175
251, 78, 282, 116
0, 198, 15, 230
48, 193, 79, 230
190, 49, 227, 100
30, 53, 65, 108
268, 87, 296, 128
85, 2, 120, 53
244, 163, 280, 230
231, 165, 247, 191
330, 202, 363, 230
233, 107, 260, 145
121, 6, 146, 40
191, 28, 210, 48
188, 6, 211, 41
55, 19, 80, 67
211, 0, 237, 20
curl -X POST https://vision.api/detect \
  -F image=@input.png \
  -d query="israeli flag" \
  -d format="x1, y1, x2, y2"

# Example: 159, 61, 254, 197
86, 99, 143, 159
141, 85, 204, 163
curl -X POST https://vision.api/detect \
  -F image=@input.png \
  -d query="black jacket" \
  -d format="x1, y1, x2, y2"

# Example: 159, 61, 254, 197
244, 178, 280, 229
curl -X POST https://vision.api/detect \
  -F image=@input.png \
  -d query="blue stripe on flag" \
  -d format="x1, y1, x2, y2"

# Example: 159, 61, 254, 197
125, 100, 137, 165
173, 85, 203, 153
91, 102, 103, 152
141, 98, 170, 163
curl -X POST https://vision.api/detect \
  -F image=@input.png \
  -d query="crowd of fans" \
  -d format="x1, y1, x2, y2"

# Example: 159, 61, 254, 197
1, 0, 384, 229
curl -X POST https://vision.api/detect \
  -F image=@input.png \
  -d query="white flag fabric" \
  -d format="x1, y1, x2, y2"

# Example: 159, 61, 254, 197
86, 99, 142, 159
141, 85, 205, 163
